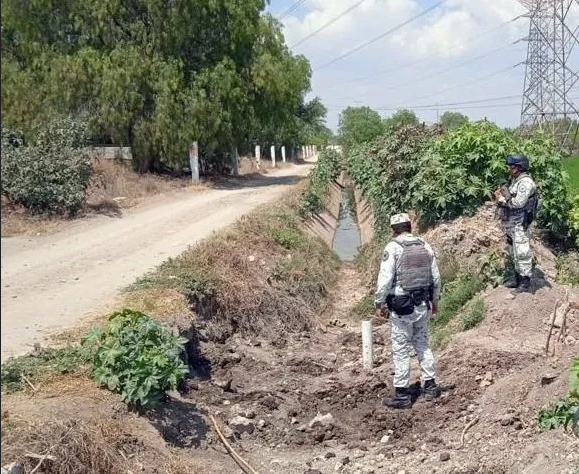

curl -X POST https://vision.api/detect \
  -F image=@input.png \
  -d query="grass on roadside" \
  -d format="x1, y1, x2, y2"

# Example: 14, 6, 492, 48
1, 346, 93, 394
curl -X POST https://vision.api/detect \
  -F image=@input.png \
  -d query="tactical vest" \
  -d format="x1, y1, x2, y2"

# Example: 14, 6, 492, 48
394, 238, 433, 293
504, 175, 540, 228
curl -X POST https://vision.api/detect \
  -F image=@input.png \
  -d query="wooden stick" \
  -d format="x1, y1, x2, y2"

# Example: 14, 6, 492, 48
21, 374, 37, 392
25, 453, 56, 462
545, 299, 561, 356
209, 414, 260, 474
311, 361, 333, 371
459, 417, 479, 449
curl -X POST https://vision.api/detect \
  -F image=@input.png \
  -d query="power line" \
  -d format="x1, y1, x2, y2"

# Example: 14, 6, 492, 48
277, 0, 307, 21
326, 14, 525, 90
334, 40, 524, 102
313, 0, 448, 71
326, 94, 523, 109
291, 0, 370, 48
383, 61, 524, 110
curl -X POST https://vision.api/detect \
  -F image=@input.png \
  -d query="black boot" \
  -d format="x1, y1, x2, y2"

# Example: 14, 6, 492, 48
513, 276, 531, 293
423, 379, 441, 401
503, 273, 520, 289
383, 387, 412, 409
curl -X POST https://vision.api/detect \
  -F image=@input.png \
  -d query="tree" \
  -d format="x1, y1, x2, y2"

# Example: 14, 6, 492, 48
338, 106, 384, 153
440, 111, 469, 131
1, 0, 317, 173
383, 109, 419, 130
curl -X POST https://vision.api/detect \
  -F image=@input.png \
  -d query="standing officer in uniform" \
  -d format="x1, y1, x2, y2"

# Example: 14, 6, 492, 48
494, 155, 539, 292
375, 213, 442, 409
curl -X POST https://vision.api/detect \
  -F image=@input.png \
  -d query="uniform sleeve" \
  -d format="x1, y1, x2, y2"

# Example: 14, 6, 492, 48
425, 243, 441, 301
375, 243, 396, 307
508, 178, 535, 209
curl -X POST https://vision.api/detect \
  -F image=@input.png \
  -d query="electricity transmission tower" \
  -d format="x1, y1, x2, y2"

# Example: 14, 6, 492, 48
517, 0, 579, 151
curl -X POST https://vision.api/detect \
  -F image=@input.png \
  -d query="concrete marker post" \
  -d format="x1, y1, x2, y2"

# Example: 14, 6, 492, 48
362, 319, 374, 371
281, 146, 286, 163
255, 145, 261, 170
189, 141, 200, 183
271, 145, 276, 168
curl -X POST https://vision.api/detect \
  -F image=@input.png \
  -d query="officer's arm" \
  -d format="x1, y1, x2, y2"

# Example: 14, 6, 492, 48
506, 179, 534, 209
375, 244, 396, 308
426, 244, 441, 301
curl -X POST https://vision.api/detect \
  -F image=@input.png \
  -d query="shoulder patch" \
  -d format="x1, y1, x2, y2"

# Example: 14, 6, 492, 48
382, 250, 390, 261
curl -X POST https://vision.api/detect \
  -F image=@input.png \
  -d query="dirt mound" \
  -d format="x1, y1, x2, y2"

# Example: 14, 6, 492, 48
423, 202, 558, 280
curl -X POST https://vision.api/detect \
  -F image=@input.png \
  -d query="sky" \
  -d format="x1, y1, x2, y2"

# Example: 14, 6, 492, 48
266, 0, 579, 132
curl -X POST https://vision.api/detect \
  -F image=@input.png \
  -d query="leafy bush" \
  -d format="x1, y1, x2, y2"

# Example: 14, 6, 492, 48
348, 125, 441, 237
1, 119, 93, 215
538, 358, 579, 435
347, 120, 571, 239
299, 148, 342, 216
84, 309, 189, 406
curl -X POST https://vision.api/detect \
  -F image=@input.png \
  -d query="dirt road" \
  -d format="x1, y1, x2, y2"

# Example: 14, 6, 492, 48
1, 163, 312, 361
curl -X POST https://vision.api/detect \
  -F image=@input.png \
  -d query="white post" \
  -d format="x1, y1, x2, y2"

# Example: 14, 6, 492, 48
361, 319, 374, 371
301, 146, 306, 159
281, 146, 286, 163
255, 145, 261, 170
271, 145, 276, 167
231, 147, 239, 176
189, 141, 200, 183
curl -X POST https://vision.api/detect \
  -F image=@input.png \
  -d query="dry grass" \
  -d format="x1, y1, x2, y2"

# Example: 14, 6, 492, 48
127, 188, 340, 343
86, 160, 199, 210
1, 416, 157, 474
1, 160, 204, 237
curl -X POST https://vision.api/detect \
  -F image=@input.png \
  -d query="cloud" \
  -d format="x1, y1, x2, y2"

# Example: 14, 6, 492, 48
274, 0, 578, 130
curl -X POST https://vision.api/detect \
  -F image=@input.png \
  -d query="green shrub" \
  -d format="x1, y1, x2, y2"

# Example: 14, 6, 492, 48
84, 309, 189, 407
299, 149, 342, 216
348, 125, 440, 238
1, 119, 92, 215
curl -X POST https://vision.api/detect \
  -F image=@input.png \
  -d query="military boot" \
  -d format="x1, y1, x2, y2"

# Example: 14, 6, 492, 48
503, 273, 520, 289
513, 276, 531, 293
423, 379, 442, 401
383, 387, 412, 409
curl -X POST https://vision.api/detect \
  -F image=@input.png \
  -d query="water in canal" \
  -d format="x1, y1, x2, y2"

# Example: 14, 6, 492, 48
332, 185, 361, 260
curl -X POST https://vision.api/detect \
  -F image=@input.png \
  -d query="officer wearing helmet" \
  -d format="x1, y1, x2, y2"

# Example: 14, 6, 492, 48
494, 154, 539, 292
375, 213, 442, 409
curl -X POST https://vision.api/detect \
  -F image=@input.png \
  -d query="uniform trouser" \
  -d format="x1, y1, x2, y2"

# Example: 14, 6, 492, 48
390, 309, 436, 388
504, 223, 533, 278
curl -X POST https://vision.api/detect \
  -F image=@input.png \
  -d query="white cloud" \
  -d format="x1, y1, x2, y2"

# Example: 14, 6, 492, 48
278, 0, 578, 130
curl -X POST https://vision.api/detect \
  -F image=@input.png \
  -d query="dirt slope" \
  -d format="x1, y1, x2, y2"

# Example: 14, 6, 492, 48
0, 163, 312, 361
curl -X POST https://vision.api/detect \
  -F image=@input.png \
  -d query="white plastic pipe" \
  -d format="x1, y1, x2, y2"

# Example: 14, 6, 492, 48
362, 319, 374, 371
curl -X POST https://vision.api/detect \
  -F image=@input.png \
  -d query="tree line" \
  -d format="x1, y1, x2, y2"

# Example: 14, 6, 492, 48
1, 0, 332, 174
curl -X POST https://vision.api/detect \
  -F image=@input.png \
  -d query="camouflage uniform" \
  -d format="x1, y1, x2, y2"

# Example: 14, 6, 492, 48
498, 172, 537, 279
375, 233, 441, 388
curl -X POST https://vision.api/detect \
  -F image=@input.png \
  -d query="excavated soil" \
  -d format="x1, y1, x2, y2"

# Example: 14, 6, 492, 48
2, 205, 579, 474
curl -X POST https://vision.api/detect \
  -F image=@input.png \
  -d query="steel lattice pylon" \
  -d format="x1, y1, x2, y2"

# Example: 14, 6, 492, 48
518, 0, 579, 151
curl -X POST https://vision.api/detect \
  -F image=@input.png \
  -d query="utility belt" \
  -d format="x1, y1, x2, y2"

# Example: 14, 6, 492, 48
386, 287, 433, 316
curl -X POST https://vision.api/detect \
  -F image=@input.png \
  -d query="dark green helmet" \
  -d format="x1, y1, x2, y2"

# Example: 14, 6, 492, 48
506, 154, 530, 171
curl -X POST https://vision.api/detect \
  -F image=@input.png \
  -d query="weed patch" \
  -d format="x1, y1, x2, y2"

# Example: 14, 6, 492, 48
431, 274, 486, 349
460, 298, 486, 331
299, 149, 342, 217
126, 191, 339, 343
1, 346, 93, 394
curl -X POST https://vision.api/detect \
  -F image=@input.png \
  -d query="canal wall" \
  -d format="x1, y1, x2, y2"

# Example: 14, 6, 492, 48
302, 176, 343, 248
